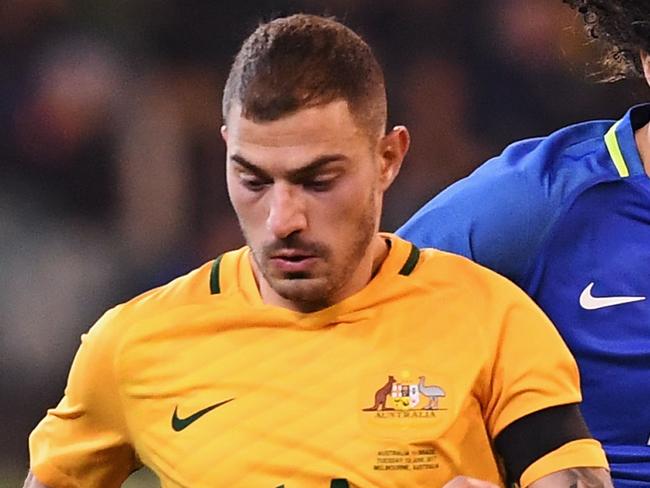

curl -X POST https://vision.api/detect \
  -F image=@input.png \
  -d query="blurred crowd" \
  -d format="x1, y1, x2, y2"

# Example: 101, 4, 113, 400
0, 0, 645, 479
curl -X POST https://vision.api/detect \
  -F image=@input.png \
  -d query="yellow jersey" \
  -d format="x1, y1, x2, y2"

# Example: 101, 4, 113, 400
29, 234, 606, 487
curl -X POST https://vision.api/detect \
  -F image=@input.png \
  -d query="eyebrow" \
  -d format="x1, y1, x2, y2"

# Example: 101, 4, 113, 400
230, 153, 349, 180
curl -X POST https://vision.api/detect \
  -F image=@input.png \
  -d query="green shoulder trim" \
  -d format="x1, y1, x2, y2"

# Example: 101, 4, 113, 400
209, 255, 223, 294
604, 121, 630, 177
399, 244, 421, 276
330, 480, 350, 488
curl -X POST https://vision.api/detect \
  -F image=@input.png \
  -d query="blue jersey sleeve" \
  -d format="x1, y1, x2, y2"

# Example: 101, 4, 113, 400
398, 138, 556, 286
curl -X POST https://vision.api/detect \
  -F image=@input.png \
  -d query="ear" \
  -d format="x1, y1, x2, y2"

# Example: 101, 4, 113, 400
641, 51, 650, 86
221, 124, 228, 143
377, 125, 410, 191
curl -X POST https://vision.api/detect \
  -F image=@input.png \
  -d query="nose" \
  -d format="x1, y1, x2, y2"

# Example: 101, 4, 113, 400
266, 183, 307, 239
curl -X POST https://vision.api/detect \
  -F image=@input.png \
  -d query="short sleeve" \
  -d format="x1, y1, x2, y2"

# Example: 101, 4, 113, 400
29, 307, 139, 487
482, 286, 582, 439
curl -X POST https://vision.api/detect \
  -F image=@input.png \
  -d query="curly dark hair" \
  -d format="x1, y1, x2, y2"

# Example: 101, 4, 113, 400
564, 0, 650, 80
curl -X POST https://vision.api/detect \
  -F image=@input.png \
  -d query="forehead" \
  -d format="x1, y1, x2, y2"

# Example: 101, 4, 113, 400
225, 100, 370, 168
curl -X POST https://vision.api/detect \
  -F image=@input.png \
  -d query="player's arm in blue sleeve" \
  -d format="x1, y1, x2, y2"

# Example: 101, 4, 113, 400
397, 138, 557, 286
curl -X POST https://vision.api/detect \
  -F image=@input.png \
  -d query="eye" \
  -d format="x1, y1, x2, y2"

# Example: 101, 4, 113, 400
303, 175, 337, 192
240, 174, 270, 192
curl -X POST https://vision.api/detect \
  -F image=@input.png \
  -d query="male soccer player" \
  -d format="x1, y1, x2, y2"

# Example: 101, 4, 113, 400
399, 1, 650, 486
26, 14, 610, 488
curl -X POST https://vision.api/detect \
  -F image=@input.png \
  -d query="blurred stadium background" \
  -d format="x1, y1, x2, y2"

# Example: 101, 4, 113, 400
0, 0, 645, 485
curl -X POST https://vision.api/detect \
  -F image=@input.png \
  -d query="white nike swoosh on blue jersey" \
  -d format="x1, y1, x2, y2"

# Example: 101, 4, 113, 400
579, 282, 646, 310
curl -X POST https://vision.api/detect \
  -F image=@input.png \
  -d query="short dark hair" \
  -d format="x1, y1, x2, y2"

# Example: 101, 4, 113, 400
222, 14, 387, 137
564, 0, 650, 80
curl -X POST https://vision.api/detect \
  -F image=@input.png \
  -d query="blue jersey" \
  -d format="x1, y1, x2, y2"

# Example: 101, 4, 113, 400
398, 104, 650, 486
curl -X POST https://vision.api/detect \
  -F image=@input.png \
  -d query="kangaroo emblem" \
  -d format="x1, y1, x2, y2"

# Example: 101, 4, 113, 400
363, 375, 396, 411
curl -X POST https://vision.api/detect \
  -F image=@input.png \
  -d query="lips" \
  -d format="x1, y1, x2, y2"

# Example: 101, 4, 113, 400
269, 250, 318, 273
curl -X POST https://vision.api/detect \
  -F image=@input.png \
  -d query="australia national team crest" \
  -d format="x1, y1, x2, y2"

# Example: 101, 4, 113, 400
362, 375, 446, 417
358, 370, 451, 441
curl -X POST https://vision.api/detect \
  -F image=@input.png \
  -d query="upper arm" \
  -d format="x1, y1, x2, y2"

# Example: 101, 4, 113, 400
482, 285, 609, 485
495, 404, 609, 485
28, 308, 139, 487
481, 289, 583, 439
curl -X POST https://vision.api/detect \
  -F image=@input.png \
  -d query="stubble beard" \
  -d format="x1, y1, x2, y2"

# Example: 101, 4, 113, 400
246, 194, 378, 311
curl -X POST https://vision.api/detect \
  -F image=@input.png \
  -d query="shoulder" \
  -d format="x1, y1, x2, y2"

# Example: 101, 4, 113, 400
86, 257, 224, 346
409, 247, 570, 366
398, 119, 618, 284
412, 248, 535, 308
405, 118, 617, 230
121, 259, 216, 317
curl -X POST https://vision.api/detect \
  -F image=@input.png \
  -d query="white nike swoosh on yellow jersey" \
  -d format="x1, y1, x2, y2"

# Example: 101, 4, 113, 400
579, 282, 646, 310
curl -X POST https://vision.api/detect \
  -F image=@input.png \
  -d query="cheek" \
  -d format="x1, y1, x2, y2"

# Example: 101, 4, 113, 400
318, 180, 374, 225
227, 183, 266, 233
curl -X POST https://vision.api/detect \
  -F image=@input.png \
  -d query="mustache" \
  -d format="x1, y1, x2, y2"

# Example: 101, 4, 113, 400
262, 236, 329, 257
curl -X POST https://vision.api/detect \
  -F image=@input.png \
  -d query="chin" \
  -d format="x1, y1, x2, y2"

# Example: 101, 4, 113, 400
273, 278, 332, 307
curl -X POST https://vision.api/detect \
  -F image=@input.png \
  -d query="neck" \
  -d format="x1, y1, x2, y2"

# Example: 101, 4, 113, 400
634, 121, 650, 175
